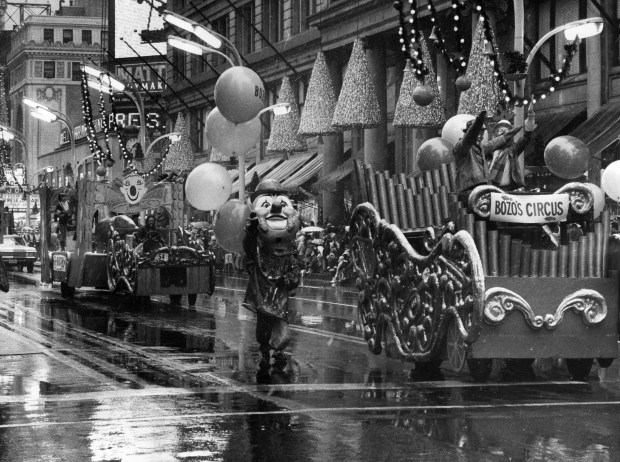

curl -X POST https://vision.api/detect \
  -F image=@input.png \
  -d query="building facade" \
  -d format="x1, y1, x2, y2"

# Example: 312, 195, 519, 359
161, 0, 619, 224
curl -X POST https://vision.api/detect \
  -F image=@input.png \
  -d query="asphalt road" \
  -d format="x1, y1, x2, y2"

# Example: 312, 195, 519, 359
0, 274, 618, 461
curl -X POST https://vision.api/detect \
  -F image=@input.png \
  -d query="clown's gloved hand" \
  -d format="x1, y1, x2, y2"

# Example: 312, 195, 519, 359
245, 213, 260, 235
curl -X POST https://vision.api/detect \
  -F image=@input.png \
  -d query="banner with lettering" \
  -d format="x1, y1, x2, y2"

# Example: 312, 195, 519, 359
489, 192, 570, 223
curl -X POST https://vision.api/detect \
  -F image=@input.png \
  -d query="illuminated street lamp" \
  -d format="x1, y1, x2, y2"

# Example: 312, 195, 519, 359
168, 36, 237, 67
23, 98, 76, 179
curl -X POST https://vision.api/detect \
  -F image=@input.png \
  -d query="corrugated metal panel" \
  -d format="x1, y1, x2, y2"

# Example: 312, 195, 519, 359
313, 157, 354, 192
263, 153, 313, 183
231, 158, 282, 192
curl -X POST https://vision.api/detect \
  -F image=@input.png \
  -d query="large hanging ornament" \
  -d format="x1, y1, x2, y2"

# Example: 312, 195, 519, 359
185, 162, 232, 211
163, 113, 194, 173
455, 75, 472, 92
544, 136, 590, 179
413, 85, 434, 107
267, 76, 307, 152
331, 38, 382, 129
206, 108, 261, 155
417, 138, 455, 171
214, 198, 251, 253
393, 36, 445, 128
298, 51, 340, 137
215, 66, 265, 124
457, 20, 502, 116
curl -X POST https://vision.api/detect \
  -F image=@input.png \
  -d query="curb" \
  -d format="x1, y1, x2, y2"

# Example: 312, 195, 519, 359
8, 271, 42, 286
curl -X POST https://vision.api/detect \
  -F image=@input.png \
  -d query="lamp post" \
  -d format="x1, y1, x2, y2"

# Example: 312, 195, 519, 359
23, 98, 76, 184
81, 63, 147, 154
167, 36, 238, 67
145, 131, 181, 158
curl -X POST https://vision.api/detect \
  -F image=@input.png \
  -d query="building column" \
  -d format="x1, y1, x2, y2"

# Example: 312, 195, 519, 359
364, 36, 388, 173
321, 51, 345, 225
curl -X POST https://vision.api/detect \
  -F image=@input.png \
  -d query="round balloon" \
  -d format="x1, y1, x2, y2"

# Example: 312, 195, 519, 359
544, 136, 590, 179
417, 137, 455, 171
206, 108, 261, 156
213, 199, 251, 254
185, 162, 232, 211
441, 114, 475, 146
602, 160, 620, 202
214, 66, 265, 124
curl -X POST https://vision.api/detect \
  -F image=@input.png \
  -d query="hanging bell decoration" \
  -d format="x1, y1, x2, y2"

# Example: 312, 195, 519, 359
412, 84, 434, 107
455, 75, 472, 91
483, 41, 495, 57
428, 26, 439, 42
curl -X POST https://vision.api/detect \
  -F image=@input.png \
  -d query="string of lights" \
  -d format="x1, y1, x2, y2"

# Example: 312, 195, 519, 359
79, 70, 105, 165
395, 0, 429, 81
474, 1, 580, 107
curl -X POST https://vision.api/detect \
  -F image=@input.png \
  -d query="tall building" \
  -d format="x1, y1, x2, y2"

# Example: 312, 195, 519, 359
5, 1, 106, 187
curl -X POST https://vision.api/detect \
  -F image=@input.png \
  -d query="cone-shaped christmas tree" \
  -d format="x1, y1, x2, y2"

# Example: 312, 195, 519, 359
332, 38, 382, 129
457, 20, 502, 115
164, 113, 194, 173
267, 76, 307, 152
298, 51, 339, 137
394, 37, 446, 127
209, 147, 230, 163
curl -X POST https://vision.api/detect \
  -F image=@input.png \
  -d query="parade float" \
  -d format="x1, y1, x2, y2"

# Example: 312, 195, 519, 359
346, 2, 617, 380
42, 174, 215, 305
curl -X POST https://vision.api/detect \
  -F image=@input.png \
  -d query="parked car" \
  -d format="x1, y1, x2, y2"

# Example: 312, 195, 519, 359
0, 235, 38, 273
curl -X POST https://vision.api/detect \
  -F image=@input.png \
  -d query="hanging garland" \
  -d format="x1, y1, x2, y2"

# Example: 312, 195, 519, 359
475, 1, 580, 108
426, 0, 467, 75
395, 0, 429, 81
80, 70, 106, 166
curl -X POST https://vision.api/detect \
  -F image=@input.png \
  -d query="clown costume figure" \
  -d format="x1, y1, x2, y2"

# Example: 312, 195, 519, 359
243, 179, 301, 368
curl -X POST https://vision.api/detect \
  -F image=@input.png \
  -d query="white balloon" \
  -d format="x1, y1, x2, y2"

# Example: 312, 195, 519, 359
185, 162, 232, 211
206, 108, 261, 156
441, 114, 475, 146
602, 160, 620, 203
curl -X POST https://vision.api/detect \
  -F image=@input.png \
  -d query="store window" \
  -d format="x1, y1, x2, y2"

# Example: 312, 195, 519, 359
211, 15, 229, 67
43, 28, 54, 42
63, 29, 73, 44
262, 0, 282, 45
291, 0, 309, 36
43, 61, 56, 79
82, 30, 92, 45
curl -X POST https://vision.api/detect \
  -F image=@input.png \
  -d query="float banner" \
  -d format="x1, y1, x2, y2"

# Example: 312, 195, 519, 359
489, 192, 570, 223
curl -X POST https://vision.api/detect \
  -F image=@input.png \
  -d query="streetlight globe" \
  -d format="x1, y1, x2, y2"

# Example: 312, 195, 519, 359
564, 20, 603, 41
45, 166, 54, 173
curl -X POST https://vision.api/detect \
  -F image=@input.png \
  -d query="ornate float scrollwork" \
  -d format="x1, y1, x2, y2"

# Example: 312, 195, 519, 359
484, 287, 607, 329
469, 182, 596, 218
468, 185, 504, 218
350, 202, 485, 363
107, 230, 137, 293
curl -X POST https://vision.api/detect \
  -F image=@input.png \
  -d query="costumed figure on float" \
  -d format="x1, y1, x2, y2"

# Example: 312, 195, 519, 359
242, 179, 301, 368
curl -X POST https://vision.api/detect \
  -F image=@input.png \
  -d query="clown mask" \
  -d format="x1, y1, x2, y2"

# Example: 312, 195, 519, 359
252, 192, 301, 246
120, 173, 147, 205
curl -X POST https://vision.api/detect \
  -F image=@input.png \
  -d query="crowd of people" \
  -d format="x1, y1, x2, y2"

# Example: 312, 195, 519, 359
295, 223, 353, 284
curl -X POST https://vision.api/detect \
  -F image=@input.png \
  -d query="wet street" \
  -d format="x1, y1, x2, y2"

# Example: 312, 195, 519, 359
0, 274, 619, 461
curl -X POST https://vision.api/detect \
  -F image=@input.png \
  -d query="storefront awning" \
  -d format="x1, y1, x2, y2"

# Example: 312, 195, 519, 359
282, 154, 323, 190
312, 157, 354, 192
231, 158, 283, 192
261, 153, 316, 184
525, 104, 586, 160
569, 102, 620, 158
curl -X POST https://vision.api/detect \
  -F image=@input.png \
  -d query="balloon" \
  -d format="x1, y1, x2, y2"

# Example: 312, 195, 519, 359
214, 66, 265, 124
185, 162, 232, 211
601, 160, 620, 202
544, 136, 590, 179
413, 85, 434, 106
417, 137, 455, 171
584, 183, 605, 218
206, 108, 261, 156
441, 114, 475, 146
213, 199, 251, 254
96, 165, 107, 177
